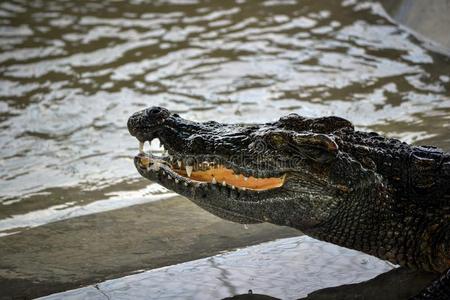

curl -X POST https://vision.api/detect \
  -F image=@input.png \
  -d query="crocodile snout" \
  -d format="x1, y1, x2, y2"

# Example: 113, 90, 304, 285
127, 106, 170, 141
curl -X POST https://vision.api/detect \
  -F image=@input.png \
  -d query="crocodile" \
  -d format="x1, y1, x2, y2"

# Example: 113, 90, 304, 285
128, 107, 450, 300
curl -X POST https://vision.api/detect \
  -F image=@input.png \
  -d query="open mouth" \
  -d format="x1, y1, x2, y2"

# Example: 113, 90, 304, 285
136, 140, 286, 191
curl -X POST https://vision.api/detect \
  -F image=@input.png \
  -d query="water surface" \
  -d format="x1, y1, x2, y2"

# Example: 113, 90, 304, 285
1, 0, 450, 214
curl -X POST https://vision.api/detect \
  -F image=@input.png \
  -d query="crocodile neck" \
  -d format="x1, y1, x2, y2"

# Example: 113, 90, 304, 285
309, 184, 448, 272
308, 130, 450, 272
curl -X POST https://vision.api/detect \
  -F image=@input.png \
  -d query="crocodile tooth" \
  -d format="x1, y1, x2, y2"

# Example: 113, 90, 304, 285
175, 178, 179, 183
231, 185, 235, 189
139, 142, 144, 153
186, 165, 193, 177
169, 155, 173, 160
167, 175, 171, 180
148, 162, 160, 171
244, 176, 248, 181
211, 176, 217, 184
222, 181, 226, 186
184, 182, 188, 186
177, 160, 182, 168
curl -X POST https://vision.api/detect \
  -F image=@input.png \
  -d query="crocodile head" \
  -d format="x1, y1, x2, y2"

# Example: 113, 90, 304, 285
128, 107, 450, 273
128, 106, 377, 231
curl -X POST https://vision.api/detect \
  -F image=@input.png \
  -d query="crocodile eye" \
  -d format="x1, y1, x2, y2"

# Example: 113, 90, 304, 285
290, 133, 338, 163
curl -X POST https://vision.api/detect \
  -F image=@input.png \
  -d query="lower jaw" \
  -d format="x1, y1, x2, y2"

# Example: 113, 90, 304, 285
135, 153, 286, 192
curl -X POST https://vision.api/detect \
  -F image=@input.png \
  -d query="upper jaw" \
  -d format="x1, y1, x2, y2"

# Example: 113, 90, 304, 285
130, 110, 290, 191
136, 125, 287, 179
134, 148, 287, 192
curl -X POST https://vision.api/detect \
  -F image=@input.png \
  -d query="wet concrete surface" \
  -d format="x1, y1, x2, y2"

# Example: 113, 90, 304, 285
0, 196, 298, 299
38, 236, 397, 300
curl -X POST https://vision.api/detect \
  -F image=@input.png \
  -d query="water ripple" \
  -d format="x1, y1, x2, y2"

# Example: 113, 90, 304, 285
0, 0, 449, 213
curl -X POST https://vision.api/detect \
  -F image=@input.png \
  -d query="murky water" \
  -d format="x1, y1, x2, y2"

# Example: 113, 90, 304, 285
0, 0, 449, 297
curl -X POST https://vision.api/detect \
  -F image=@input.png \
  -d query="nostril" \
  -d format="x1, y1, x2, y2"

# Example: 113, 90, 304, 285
148, 107, 162, 115
144, 107, 170, 122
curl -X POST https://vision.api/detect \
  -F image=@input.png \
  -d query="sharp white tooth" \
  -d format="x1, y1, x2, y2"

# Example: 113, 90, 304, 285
211, 177, 217, 184
241, 187, 246, 191
244, 224, 249, 230
184, 182, 188, 186
139, 142, 144, 153
161, 144, 165, 150
169, 155, 173, 160
177, 160, 182, 168
148, 162, 160, 171
231, 185, 235, 189
222, 181, 226, 186
167, 175, 171, 179
186, 165, 193, 177
244, 176, 248, 181
175, 178, 179, 183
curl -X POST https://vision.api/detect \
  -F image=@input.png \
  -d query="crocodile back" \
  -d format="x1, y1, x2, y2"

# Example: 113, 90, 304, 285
338, 130, 450, 208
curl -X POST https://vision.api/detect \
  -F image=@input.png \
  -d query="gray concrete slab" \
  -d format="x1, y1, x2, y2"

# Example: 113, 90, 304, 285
0, 196, 298, 299
38, 236, 396, 300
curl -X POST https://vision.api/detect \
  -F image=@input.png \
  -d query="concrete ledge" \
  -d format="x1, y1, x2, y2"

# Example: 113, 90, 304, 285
0, 196, 298, 299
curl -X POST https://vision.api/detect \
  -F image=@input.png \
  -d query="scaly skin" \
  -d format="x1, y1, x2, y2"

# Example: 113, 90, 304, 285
128, 107, 450, 299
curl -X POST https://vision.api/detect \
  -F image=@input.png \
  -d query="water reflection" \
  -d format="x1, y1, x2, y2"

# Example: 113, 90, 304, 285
0, 182, 173, 237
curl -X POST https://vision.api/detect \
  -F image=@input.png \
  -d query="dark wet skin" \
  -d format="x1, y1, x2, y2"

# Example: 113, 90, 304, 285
128, 107, 449, 300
